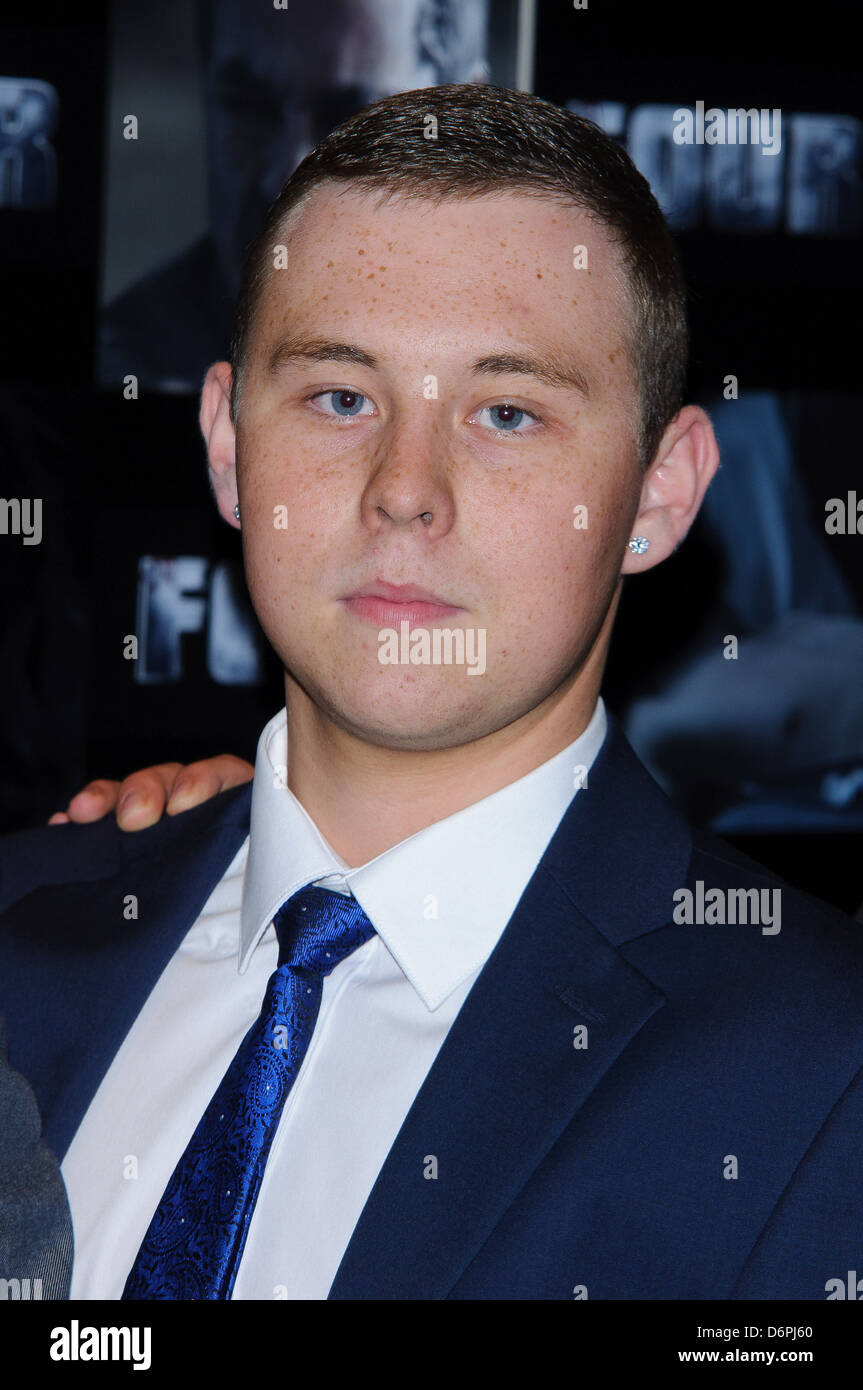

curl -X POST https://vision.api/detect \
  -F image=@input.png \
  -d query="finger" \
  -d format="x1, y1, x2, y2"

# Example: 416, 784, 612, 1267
166, 755, 255, 815
64, 779, 124, 824
47, 812, 71, 825
114, 764, 185, 831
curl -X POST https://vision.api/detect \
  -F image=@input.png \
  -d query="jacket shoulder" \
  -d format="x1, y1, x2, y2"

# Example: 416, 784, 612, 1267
0, 819, 121, 913
690, 823, 863, 946
0, 782, 253, 914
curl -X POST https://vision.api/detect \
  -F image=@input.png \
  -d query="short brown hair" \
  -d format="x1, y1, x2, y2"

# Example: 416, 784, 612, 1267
229, 83, 688, 470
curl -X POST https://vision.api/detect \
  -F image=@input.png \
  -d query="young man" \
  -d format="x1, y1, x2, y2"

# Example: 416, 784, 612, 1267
3, 84, 863, 1300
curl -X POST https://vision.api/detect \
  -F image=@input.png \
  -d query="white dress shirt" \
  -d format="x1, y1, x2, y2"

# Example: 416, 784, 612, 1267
63, 698, 607, 1299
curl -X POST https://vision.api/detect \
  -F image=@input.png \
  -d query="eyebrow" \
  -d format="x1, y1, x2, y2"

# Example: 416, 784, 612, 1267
267, 336, 378, 374
267, 336, 591, 397
469, 351, 590, 398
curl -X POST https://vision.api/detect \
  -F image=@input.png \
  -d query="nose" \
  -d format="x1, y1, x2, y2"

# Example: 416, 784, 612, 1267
360, 413, 455, 541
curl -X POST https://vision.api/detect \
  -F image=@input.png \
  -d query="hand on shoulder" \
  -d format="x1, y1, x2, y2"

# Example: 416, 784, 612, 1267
48, 756, 254, 832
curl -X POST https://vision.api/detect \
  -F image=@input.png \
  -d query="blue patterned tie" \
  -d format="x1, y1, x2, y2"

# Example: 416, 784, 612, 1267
121, 885, 376, 1300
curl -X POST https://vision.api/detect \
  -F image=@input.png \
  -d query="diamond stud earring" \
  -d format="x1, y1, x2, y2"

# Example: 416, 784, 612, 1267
233, 504, 240, 520
628, 536, 649, 554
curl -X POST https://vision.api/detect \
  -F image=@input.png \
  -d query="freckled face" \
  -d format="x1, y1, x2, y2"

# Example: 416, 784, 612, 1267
235, 185, 643, 750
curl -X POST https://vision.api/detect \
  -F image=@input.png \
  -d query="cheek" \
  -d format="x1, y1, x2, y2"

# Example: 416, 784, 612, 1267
481, 476, 629, 684
238, 435, 352, 569
493, 481, 622, 608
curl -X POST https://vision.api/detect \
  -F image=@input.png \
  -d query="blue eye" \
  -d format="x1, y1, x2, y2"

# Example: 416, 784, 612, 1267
313, 389, 373, 417
477, 403, 535, 432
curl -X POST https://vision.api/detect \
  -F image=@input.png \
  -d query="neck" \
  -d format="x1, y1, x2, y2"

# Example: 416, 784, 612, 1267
283, 621, 613, 867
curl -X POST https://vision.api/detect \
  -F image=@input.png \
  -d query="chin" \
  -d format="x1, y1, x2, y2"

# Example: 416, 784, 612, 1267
305, 672, 499, 750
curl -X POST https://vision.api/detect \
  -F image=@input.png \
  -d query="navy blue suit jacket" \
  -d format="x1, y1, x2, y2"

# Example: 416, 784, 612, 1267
1, 714, 862, 1300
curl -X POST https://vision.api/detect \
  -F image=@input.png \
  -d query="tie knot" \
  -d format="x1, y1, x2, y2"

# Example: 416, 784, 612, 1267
272, 885, 376, 975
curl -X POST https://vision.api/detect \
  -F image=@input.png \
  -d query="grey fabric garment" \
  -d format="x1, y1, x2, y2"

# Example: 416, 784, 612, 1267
0, 1017, 72, 1300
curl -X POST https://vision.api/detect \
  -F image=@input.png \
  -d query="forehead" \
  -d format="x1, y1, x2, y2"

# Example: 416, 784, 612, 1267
251, 184, 633, 367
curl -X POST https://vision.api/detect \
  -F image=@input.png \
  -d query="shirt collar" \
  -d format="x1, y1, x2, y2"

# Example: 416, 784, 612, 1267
241, 699, 607, 1010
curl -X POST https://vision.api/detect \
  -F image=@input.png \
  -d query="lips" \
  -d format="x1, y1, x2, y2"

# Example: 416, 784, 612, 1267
349, 579, 453, 605
342, 578, 464, 626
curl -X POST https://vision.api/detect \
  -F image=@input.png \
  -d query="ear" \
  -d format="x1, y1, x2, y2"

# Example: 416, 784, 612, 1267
621, 404, 720, 574
200, 360, 240, 529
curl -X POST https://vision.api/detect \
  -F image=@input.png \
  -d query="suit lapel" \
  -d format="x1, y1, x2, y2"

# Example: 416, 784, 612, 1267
329, 715, 692, 1298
